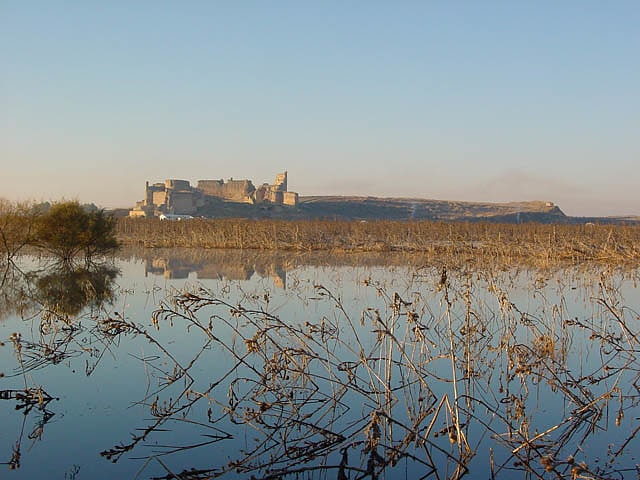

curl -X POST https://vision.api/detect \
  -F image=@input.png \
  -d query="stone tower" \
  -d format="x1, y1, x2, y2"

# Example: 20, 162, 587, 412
274, 171, 287, 192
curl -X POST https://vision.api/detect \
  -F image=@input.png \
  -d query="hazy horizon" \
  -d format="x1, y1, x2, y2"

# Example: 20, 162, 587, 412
2, 2, 638, 217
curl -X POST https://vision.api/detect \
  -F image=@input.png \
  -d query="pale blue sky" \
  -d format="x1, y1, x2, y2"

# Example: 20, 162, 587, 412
1, 1, 638, 216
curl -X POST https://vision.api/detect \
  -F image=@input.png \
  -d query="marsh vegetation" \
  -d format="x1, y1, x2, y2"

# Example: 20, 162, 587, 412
1, 200, 118, 275
117, 218, 640, 265
2, 201, 639, 478
1, 250, 639, 479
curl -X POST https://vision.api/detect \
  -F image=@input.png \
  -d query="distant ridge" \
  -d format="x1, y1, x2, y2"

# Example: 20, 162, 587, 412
175, 195, 570, 223
295, 196, 640, 224
297, 196, 566, 223
115, 194, 638, 224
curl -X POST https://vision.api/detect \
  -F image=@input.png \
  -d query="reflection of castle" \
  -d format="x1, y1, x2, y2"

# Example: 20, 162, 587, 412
144, 256, 286, 288
130, 171, 298, 217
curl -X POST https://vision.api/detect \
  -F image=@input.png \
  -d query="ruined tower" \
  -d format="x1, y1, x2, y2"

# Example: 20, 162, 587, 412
130, 171, 298, 217
273, 171, 287, 192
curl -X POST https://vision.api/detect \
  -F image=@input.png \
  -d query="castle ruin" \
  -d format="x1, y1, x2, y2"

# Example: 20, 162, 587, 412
129, 171, 298, 217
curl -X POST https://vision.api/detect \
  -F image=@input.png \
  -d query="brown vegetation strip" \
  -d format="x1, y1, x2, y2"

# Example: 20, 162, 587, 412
116, 218, 640, 265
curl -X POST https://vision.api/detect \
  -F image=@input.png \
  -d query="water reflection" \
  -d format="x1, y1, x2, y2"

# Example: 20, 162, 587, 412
0, 263, 31, 321
0, 261, 119, 321
34, 264, 118, 317
1, 259, 119, 474
137, 249, 287, 287
1, 383, 56, 470
1, 252, 639, 479
144, 255, 287, 289
126, 247, 447, 289
101, 267, 640, 480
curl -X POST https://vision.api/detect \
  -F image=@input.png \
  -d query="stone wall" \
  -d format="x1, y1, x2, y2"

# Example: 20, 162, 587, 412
273, 172, 287, 192
283, 191, 298, 206
197, 179, 256, 202
165, 179, 191, 191
152, 190, 168, 206
170, 191, 198, 215
130, 171, 298, 217
267, 190, 284, 204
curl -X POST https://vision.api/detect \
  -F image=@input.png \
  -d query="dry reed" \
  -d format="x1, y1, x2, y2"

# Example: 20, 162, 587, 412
3, 247, 640, 478
117, 218, 640, 267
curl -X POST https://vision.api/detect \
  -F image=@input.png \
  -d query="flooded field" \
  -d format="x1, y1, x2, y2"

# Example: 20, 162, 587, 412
1, 249, 639, 479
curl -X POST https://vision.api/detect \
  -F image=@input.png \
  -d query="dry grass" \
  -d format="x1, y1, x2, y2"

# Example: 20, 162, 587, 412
94, 265, 640, 479
117, 218, 640, 266
4, 252, 640, 478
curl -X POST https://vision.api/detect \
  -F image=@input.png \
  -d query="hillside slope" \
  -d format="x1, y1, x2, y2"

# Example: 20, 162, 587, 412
297, 196, 566, 222
187, 195, 568, 223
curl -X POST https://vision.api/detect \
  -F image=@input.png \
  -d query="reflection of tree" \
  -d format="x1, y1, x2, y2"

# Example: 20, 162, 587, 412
2, 261, 119, 321
0, 265, 34, 322
34, 264, 119, 318
1, 261, 120, 470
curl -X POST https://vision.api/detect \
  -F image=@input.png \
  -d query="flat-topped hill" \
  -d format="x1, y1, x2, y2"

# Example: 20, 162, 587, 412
193, 196, 567, 223
297, 196, 565, 222
118, 195, 638, 224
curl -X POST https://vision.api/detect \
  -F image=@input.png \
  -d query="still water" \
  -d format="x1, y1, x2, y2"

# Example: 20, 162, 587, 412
1, 249, 639, 479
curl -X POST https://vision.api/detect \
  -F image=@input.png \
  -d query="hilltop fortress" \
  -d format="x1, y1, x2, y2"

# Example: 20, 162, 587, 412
129, 171, 298, 217
127, 172, 575, 224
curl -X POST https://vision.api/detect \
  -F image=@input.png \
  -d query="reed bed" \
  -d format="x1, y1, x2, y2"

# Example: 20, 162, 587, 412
117, 218, 640, 266
88, 265, 639, 479
3, 256, 640, 478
